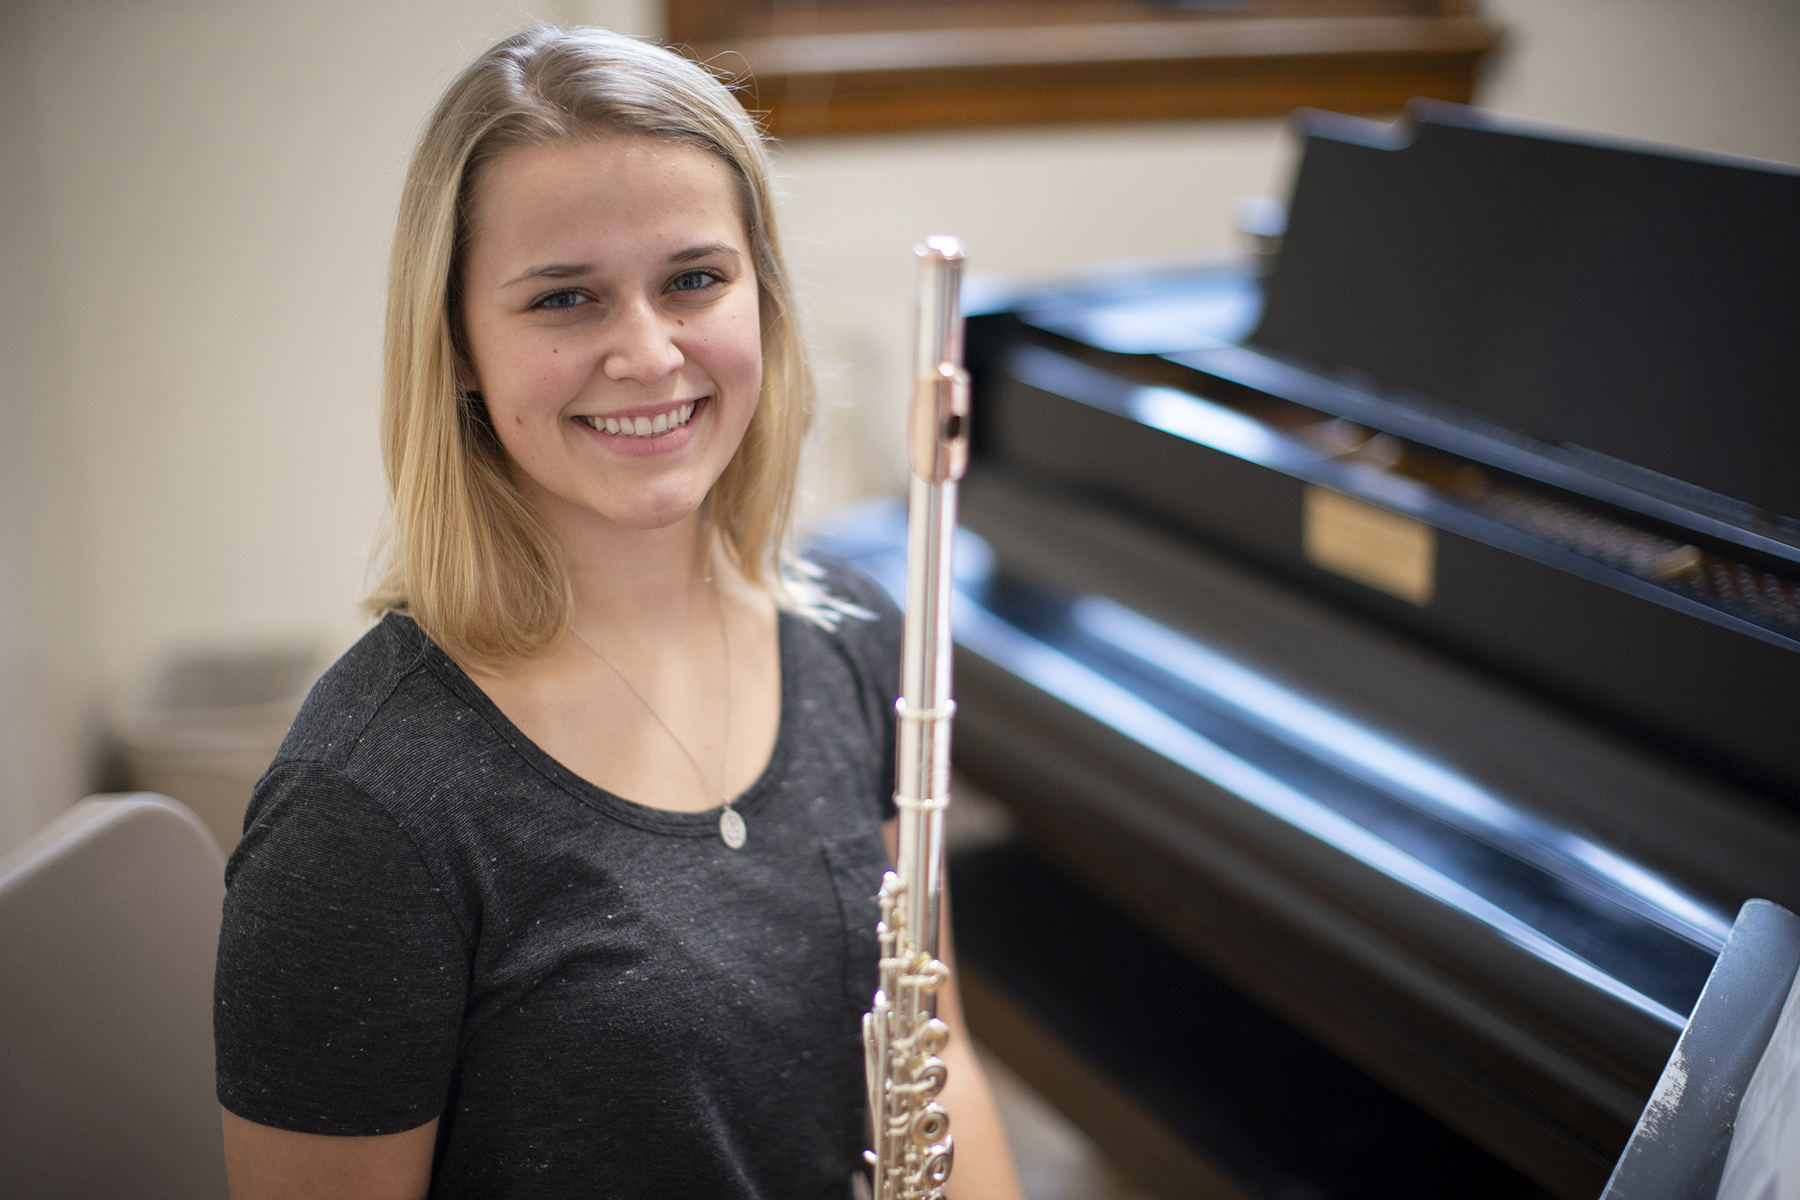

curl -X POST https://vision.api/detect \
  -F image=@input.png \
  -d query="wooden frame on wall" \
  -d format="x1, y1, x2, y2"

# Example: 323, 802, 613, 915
669, 2, 1503, 137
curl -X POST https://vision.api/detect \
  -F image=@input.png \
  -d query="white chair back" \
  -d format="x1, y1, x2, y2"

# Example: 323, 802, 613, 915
0, 794, 229, 1199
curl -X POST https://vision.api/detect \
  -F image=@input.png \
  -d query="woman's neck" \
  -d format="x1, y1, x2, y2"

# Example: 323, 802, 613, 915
557, 509, 725, 641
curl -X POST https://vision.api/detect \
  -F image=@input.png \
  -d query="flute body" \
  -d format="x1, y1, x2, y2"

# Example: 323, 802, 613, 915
864, 237, 970, 1200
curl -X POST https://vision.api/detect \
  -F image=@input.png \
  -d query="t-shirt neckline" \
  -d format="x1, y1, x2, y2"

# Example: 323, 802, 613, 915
393, 611, 798, 838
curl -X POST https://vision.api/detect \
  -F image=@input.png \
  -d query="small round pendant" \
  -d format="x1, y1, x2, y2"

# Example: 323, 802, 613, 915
719, 806, 746, 849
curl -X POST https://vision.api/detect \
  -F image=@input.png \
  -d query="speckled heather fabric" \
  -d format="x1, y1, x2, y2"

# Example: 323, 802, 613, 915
214, 562, 900, 1200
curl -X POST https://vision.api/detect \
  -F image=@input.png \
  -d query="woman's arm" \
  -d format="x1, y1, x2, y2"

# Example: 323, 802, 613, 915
882, 820, 1026, 1200
933, 930, 1027, 1200
222, 1110, 437, 1200
216, 762, 469, 1200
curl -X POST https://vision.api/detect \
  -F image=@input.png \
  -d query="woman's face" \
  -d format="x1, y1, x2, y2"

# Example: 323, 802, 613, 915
459, 135, 763, 535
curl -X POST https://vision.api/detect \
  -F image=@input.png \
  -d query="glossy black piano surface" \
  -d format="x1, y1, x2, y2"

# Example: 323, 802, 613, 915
815, 102, 1800, 1200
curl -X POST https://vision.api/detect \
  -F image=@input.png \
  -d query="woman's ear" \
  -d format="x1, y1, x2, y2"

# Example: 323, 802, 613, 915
454, 353, 481, 397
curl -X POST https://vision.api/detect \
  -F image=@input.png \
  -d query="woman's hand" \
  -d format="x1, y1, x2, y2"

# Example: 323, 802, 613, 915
222, 1110, 436, 1200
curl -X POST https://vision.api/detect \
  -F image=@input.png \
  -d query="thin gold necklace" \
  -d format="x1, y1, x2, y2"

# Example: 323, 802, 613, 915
569, 578, 745, 850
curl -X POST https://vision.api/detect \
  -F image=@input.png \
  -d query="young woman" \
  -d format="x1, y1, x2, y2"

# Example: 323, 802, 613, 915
213, 26, 1022, 1200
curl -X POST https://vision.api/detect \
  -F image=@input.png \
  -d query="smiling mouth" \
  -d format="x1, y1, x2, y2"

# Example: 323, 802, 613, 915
576, 401, 699, 439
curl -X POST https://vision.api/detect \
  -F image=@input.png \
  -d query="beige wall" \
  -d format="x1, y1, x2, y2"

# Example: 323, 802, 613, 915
778, 119, 1292, 520
0, 0, 591, 852
0, 0, 95, 854
1481, 0, 1800, 165
0, 0, 1794, 852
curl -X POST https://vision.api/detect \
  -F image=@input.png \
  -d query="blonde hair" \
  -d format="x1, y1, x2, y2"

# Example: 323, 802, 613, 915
367, 25, 835, 668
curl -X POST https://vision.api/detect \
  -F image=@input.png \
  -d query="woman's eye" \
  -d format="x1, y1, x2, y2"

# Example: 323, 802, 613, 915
668, 270, 722, 294
534, 290, 586, 311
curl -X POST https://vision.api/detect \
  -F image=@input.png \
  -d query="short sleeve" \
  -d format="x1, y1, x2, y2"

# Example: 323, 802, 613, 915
215, 759, 469, 1135
813, 557, 905, 821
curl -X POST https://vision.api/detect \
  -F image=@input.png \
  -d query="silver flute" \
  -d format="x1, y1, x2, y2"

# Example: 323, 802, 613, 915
863, 237, 970, 1200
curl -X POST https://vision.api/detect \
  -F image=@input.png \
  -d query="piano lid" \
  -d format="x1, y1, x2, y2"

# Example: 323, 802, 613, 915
1251, 101, 1800, 526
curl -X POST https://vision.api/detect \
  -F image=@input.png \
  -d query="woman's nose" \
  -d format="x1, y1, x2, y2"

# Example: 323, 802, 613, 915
600, 300, 684, 384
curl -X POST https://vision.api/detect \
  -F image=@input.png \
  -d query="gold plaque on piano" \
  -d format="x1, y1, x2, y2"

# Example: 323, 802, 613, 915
1303, 486, 1436, 606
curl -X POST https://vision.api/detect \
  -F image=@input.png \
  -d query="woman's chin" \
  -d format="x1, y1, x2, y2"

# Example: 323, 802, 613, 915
594, 489, 713, 534
522, 465, 725, 541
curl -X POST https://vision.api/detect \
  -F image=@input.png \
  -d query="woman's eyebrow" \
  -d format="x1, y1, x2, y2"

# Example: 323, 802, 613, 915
500, 245, 738, 288
668, 243, 739, 264
501, 262, 593, 288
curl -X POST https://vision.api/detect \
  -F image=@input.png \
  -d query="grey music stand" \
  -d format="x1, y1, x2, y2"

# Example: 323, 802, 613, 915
1601, 899, 1800, 1200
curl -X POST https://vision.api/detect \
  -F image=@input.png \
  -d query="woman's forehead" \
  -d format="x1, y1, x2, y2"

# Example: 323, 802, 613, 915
466, 136, 749, 268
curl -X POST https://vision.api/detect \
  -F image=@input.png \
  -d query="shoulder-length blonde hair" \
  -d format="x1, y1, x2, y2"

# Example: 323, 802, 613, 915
367, 25, 830, 668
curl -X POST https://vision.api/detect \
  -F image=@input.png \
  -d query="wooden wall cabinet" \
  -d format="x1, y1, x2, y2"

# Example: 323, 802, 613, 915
668, 1, 1502, 136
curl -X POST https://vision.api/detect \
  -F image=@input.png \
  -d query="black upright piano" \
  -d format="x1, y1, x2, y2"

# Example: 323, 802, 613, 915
816, 101, 1800, 1200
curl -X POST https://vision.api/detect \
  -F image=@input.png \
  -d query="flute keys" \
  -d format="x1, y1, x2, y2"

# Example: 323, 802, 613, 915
911, 1056, 948, 1098
923, 1138, 954, 1186
910, 1102, 951, 1146
915, 1018, 950, 1055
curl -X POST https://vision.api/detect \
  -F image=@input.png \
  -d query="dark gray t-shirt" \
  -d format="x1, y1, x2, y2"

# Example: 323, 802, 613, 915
214, 564, 901, 1199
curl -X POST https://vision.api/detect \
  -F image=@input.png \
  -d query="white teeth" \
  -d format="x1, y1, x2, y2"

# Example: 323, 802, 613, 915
588, 404, 697, 437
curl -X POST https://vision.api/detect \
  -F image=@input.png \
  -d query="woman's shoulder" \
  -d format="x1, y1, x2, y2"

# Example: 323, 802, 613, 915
273, 612, 461, 774
794, 553, 902, 676
784, 554, 903, 782
244, 613, 508, 893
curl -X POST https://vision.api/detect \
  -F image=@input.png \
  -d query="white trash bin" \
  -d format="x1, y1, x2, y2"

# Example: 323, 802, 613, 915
115, 645, 322, 854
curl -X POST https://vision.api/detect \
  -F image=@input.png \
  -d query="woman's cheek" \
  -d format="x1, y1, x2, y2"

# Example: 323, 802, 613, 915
726, 337, 764, 397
